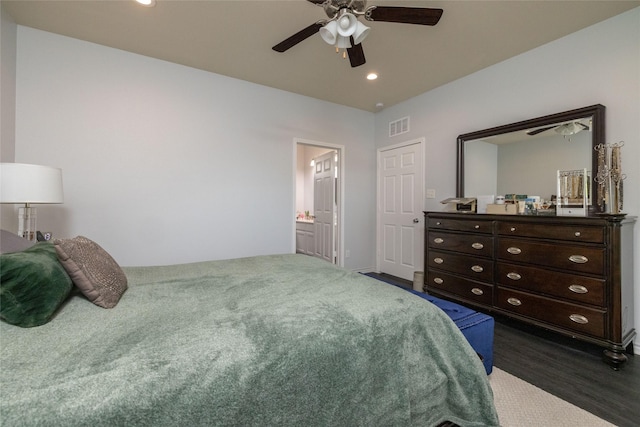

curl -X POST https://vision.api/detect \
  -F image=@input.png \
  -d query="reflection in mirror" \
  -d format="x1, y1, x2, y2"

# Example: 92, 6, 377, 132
465, 121, 591, 199
457, 104, 605, 211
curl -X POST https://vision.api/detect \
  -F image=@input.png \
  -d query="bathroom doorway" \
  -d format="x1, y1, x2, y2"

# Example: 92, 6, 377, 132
294, 139, 344, 266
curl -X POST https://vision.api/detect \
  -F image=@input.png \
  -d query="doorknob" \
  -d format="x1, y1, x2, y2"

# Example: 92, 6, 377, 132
413, 218, 419, 223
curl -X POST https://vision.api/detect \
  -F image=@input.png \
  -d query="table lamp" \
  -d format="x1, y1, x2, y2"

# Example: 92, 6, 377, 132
0, 163, 64, 241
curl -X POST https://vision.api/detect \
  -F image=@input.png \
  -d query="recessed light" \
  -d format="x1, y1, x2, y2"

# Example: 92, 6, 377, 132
367, 73, 378, 81
135, 0, 156, 7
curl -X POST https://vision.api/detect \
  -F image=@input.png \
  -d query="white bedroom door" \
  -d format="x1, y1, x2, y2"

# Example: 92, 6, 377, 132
377, 139, 424, 281
314, 151, 336, 263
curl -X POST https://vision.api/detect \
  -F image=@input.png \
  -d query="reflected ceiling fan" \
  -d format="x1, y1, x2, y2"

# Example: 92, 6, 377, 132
272, 0, 443, 67
526, 121, 590, 136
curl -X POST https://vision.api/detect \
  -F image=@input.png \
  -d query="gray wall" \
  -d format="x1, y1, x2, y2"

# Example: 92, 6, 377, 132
0, 6, 18, 227
5, 26, 376, 270
496, 132, 591, 200
464, 140, 497, 199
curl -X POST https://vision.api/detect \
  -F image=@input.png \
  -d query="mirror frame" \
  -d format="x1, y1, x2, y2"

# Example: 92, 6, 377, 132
456, 104, 605, 211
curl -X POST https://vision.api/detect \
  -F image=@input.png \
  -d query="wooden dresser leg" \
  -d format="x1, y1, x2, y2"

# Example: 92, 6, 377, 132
603, 349, 628, 370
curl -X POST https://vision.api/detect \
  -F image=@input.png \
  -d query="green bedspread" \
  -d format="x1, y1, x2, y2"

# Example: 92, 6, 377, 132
1, 254, 498, 426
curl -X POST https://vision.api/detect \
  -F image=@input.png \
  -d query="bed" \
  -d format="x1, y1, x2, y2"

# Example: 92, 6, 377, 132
0, 236, 498, 426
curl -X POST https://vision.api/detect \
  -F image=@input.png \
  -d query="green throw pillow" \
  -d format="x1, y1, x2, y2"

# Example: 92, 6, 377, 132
0, 242, 73, 327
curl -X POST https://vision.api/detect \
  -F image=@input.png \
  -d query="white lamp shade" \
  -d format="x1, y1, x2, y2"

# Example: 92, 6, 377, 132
0, 163, 64, 204
353, 21, 370, 45
336, 12, 357, 37
320, 20, 338, 45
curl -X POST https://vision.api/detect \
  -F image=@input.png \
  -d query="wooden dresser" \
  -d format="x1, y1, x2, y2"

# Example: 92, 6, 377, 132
424, 211, 636, 368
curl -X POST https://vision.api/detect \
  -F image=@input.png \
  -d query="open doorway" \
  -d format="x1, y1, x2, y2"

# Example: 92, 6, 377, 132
294, 139, 344, 266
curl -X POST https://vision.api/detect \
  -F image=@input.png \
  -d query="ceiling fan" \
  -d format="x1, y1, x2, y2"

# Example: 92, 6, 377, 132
526, 121, 590, 136
272, 0, 443, 68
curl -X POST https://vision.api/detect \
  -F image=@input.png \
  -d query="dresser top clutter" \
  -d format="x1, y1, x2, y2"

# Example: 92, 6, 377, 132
425, 104, 635, 368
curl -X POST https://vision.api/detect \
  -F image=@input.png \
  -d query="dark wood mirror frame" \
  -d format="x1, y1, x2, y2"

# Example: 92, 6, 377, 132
456, 104, 605, 212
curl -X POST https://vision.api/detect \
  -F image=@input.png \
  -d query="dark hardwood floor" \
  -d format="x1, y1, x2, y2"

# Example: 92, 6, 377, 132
369, 273, 640, 427
492, 315, 639, 427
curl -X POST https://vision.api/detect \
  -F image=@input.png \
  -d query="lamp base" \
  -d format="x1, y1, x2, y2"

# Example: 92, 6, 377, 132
18, 206, 37, 241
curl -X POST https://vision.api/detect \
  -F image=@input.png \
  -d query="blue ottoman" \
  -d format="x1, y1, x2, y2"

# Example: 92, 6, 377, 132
406, 289, 494, 375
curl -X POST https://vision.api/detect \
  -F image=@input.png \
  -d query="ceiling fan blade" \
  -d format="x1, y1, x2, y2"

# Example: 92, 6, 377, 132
306, 0, 326, 4
272, 22, 324, 53
365, 6, 443, 26
526, 125, 555, 136
347, 38, 366, 68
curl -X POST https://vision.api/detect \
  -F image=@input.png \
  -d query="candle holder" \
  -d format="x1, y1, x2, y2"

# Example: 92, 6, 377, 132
594, 141, 625, 214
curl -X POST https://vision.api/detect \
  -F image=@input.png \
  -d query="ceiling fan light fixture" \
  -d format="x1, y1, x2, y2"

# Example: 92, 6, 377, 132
272, 1, 444, 68
335, 35, 352, 49
555, 122, 583, 136
320, 20, 338, 45
336, 11, 358, 37
353, 21, 370, 45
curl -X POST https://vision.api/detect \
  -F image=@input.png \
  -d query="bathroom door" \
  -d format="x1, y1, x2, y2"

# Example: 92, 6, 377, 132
313, 151, 336, 263
377, 139, 424, 281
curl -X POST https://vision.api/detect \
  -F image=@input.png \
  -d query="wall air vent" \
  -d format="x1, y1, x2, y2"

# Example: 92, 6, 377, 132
389, 116, 409, 137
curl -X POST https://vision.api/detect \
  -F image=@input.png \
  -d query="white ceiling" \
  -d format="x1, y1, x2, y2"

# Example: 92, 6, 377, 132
3, 0, 639, 112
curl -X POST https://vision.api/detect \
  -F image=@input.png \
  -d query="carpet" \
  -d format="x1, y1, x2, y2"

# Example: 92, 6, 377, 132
490, 367, 614, 426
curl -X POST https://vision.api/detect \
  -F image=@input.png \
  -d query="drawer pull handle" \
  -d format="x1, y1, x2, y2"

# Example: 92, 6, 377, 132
436, 221, 442, 225
507, 272, 522, 280
474, 225, 480, 229
510, 227, 516, 232
569, 285, 589, 294
507, 247, 522, 255
433, 237, 444, 244
471, 242, 484, 250
471, 265, 484, 273
471, 288, 484, 296
569, 255, 588, 264
433, 277, 444, 285
434, 257, 444, 264
569, 314, 589, 324
574, 231, 581, 237
507, 297, 522, 306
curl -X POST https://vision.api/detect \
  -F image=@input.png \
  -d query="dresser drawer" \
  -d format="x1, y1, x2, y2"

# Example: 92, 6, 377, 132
496, 287, 606, 338
427, 270, 493, 305
428, 250, 494, 282
497, 262, 605, 306
498, 221, 604, 243
497, 238, 604, 275
428, 217, 493, 234
428, 231, 493, 257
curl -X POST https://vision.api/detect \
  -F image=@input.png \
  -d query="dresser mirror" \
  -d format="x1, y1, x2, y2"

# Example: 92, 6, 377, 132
456, 104, 605, 210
